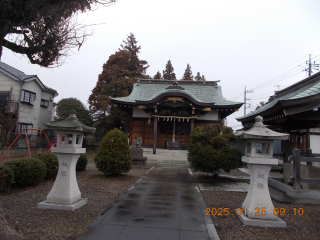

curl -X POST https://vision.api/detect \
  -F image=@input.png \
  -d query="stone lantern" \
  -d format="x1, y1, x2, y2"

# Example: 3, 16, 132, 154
236, 116, 288, 227
38, 110, 95, 211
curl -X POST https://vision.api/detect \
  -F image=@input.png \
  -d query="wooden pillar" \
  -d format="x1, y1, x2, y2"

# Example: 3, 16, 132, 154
153, 117, 157, 154
172, 119, 176, 143
282, 140, 291, 163
191, 118, 194, 133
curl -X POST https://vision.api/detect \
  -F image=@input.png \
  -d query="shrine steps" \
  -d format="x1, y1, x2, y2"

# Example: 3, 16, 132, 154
143, 148, 190, 168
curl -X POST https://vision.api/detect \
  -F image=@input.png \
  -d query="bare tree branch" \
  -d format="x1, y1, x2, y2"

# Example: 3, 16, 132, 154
0, 0, 117, 67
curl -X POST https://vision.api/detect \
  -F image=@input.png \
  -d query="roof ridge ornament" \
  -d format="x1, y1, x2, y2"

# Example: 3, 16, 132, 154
166, 80, 185, 90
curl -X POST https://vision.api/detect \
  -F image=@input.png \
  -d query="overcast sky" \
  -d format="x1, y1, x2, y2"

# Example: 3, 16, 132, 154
2, 0, 320, 130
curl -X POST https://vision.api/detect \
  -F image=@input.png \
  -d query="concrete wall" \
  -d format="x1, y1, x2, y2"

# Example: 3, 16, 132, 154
283, 163, 320, 190
197, 111, 218, 120
39, 91, 55, 128
133, 108, 150, 118
310, 128, 320, 167
0, 147, 45, 161
0, 72, 21, 102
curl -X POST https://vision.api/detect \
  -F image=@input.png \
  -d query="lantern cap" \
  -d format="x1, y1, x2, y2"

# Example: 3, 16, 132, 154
236, 116, 288, 140
44, 110, 95, 133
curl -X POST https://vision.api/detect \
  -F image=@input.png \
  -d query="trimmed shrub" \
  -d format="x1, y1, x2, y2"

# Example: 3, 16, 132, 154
0, 165, 14, 192
32, 152, 59, 179
94, 128, 131, 175
4, 158, 47, 187
76, 154, 87, 171
188, 125, 242, 174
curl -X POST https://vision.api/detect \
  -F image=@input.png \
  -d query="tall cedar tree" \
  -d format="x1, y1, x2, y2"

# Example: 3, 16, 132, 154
0, 0, 116, 67
153, 71, 162, 79
195, 72, 206, 81
181, 64, 194, 80
88, 33, 148, 136
162, 60, 176, 80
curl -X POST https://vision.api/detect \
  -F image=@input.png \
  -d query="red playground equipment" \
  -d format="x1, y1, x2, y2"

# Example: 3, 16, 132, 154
0, 128, 54, 161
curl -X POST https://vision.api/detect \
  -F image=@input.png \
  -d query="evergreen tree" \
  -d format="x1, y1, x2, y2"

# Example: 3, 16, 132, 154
89, 33, 148, 136
119, 33, 149, 74
153, 71, 162, 79
195, 72, 202, 81
181, 64, 194, 80
162, 60, 176, 80
195, 72, 206, 81
55, 98, 93, 127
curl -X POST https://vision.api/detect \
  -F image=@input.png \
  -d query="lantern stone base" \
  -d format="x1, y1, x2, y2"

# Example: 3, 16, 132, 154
38, 198, 88, 211
237, 211, 286, 228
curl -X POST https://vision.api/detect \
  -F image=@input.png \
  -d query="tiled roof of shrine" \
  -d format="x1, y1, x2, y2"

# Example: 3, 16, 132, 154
111, 79, 242, 107
237, 71, 320, 121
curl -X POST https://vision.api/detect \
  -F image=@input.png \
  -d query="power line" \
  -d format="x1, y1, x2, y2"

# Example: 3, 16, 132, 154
228, 50, 320, 100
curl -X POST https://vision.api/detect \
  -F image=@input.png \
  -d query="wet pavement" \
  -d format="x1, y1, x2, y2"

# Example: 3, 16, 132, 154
77, 167, 219, 240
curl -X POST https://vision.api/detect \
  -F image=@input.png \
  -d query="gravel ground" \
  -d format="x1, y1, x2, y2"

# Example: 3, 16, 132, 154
0, 165, 150, 240
194, 169, 320, 240
1, 164, 319, 240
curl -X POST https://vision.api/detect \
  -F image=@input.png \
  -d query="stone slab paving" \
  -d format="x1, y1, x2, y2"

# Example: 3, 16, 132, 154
198, 182, 250, 192
77, 167, 219, 240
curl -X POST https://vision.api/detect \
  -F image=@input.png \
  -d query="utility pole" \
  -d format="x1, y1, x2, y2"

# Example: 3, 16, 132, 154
244, 86, 253, 116
305, 54, 320, 77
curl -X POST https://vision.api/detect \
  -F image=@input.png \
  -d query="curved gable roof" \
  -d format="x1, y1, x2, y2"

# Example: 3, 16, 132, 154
237, 71, 320, 122
111, 79, 242, 107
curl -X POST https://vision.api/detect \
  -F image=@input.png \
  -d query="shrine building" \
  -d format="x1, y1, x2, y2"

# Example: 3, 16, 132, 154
110, 79, 243, 152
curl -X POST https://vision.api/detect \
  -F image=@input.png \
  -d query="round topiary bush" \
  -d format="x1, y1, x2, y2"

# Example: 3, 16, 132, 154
0, 165, 14, 192
188, 125, 243, 174
32, 152, 59, 179
4, 158, 47, 187
94, 128, 131, 175
76, 154, 87, 171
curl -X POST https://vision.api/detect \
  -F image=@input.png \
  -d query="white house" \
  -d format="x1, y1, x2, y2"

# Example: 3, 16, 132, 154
0, 62, 58, 133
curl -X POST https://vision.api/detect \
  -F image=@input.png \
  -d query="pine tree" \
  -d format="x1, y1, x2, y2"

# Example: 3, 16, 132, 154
162, 60, 176, 80
181, 64, 194, 80
154, 71, 162, 79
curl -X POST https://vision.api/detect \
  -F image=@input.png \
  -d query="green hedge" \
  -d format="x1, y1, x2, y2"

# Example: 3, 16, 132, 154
0, 165, 14, 192
94, 128, 131, 175
76, 154, 87, 171
32, 152, 59, 179
4, 158, 47, 187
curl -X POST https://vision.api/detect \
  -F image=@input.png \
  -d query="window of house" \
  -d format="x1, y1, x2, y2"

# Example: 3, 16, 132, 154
18, 123, 33, 133
21, 90, 36, 105
41, 99, 49, 107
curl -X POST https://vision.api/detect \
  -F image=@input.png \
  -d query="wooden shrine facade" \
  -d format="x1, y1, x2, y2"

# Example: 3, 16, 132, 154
111, 79, 243, 152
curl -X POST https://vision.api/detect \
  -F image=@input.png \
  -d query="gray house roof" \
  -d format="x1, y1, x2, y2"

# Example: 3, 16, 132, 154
237, 70, 320, 121
111, 79, 242, 107
0, 62, 58, 96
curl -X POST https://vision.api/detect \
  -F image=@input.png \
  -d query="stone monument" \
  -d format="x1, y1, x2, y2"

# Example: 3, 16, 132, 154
235, 116, 288, 227
38, 110, 95, 211
131, 137, 147, 167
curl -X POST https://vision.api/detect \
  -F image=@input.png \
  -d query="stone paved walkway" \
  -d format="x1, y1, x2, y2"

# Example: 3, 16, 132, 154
77, 167, 219, 240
